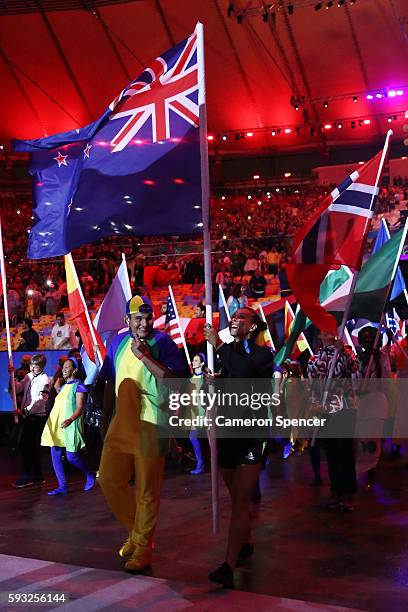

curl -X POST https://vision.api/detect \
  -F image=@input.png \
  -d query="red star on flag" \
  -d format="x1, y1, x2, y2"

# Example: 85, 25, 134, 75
83, 144, 92, 159
54, 151, 68, 167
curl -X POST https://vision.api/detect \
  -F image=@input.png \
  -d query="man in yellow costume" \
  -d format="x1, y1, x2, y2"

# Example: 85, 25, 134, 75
98, 295, 186, 572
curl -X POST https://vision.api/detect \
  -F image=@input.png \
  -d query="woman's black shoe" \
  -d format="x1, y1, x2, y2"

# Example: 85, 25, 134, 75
236, 542, 254, 566
208, 562, 234, 588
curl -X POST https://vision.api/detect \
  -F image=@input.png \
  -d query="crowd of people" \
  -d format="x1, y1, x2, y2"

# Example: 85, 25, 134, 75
2, 183, 406, 330
2, 175, 408, 590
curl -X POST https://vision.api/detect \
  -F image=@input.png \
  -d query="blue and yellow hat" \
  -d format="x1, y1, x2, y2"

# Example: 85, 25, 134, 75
126, 295, 153, 316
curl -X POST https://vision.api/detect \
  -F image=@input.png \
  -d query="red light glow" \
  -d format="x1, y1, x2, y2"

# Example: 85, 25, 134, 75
173, 178, 185, 184
144, 180, 155, 186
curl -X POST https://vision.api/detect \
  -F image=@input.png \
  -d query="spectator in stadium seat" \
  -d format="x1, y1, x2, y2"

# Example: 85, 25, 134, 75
51, 312, 75, 350
16, 318, 39, 352
249, 268, 267, 299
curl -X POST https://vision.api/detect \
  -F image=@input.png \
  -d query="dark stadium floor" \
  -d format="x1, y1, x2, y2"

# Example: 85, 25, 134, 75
1, 441, 408, 611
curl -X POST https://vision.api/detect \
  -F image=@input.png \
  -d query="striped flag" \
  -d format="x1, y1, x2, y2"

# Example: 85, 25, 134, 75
218, 285, 234, 344
284, 301, 311, 359
286, 133, 391, 332
64, 254, 105, 364
165, 293, 183, 348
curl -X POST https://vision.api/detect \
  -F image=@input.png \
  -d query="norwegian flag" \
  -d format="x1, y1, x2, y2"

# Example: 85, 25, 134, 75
287, 133, 391, 333
109, 33, 198, 151
165, 293, 184, 348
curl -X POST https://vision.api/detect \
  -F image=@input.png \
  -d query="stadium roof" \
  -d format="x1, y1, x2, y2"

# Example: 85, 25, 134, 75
1, 0, 407, 154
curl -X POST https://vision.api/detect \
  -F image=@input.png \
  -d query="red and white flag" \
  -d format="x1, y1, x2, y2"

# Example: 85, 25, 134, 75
286, 132, 392, 332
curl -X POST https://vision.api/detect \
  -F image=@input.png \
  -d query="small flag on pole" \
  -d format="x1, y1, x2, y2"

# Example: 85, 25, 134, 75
65, 253, 105, 364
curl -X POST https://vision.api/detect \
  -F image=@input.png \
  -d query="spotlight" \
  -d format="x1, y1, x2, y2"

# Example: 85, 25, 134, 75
363, 119, 371, 125
315, 2, 322, 10
222, 134, 227, 141
337, 122, 342, 128
388, 90, 397, 98
353, 96, 358, 103
294, 103, 299, 110
323, 101, 329, 108
246, 131, 253, 137
326, 1, 333, 8
366, 94, 374, 100
237, 13, 243, 24
376, 92, 383, 99
207, 134, 214, 141
397, 90, 404, 96
284, 128, 292, 134
288, 4, 294, 15
324, 123, 332, 130
387, 116, 393, 123
271, 130, 277, 136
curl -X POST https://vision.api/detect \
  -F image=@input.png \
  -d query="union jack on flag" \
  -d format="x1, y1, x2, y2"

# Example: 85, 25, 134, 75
109, 33, 199, 151
13, 25, 205, 259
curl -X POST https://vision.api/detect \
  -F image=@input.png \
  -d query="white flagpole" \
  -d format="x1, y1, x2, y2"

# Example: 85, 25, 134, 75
121, 252, 132, 299
168, 285, 192, 373
197, 21, 218, 534
258, 304, 275, 351
0, 220, 18, 423
219, 283, 231, 321
322, 131, 393, 407
66, 253, 104, 367
343, 325, 357, 355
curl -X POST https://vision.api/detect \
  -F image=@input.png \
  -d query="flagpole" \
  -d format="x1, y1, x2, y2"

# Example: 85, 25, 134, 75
258, 304, 275, 350
219, 283, 231, 321
286, 301, 312, 356
322, 131, 393, 408
363, 218, 408, 382
382, 219, 408, 306
66, 253, 104, 367
168, 285, 192, 373
121, 253, 132, 298
343, 325, 357, 355
196, 21, 218, 534
0, 220, 18, 423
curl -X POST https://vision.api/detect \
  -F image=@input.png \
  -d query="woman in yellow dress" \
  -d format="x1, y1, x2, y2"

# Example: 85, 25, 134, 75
41, 357, 95, 495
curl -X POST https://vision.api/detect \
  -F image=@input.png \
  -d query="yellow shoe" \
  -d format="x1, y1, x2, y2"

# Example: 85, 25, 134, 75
124, 548, 152, 573
118, 538, 136, 558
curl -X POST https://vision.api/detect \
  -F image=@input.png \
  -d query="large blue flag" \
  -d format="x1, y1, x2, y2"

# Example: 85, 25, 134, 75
373, 219, 406, 300
13, 28, 203, 259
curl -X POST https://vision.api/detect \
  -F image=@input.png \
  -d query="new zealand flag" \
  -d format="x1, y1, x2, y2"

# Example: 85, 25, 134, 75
13, 27, 204, 259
